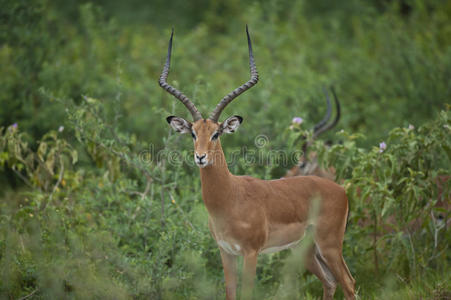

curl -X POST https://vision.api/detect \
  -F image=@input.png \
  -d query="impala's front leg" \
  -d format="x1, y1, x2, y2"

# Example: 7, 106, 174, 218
241, 251, 258, 299
220, 249, 237, 300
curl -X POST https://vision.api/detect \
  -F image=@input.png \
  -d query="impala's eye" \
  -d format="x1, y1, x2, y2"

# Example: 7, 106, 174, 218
211, 132, 219, 141
191, 132, 196, 140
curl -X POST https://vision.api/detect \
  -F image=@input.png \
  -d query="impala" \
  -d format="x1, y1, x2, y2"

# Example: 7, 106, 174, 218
284, 103, 449, 233
284, 88, 341, 180
159, 27, 355, 300
282, 102, 449, 266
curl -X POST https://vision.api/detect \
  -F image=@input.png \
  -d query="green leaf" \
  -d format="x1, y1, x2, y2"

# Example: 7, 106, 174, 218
71, 150, 78, 164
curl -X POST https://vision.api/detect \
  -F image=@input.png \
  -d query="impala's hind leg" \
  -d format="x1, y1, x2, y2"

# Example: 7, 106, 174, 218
316, 245, 355, 300
341, 255, 356, 290
305, 244, 337, 300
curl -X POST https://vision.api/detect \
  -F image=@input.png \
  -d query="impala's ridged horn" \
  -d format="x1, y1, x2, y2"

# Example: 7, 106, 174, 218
313, 86, 333, 133
209, 25, 259, 122
312, 86, 340, 139
159, 28, 203, 121
302, 87, 341, 155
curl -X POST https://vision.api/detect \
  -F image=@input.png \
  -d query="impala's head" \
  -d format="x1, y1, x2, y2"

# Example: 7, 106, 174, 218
159, 26, 258, 168
285, 87, 340, 179
166, 116, 242, 167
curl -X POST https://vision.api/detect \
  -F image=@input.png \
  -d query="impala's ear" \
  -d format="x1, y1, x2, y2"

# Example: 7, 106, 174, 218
220, 115, 243, 134
166, 116, 192, 134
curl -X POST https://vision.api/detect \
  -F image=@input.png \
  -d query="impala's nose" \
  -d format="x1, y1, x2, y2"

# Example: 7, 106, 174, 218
195, 153, 208, 167
196, 153, 206, 160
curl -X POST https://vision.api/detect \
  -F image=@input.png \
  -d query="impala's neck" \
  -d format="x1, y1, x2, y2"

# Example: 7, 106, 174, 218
199, 141, 234, 213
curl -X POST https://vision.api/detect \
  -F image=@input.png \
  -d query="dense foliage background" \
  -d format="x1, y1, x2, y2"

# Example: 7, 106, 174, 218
1, 0, 450, 298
